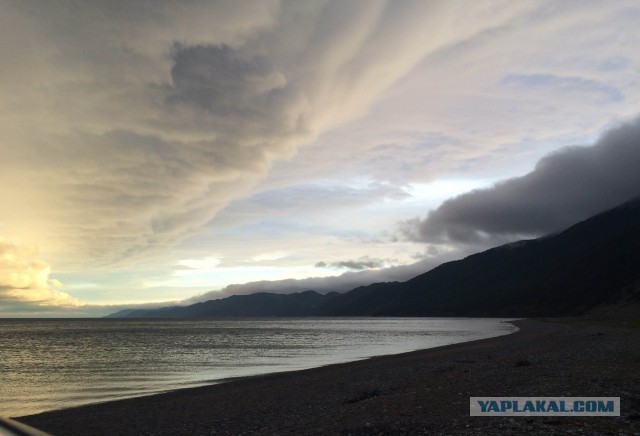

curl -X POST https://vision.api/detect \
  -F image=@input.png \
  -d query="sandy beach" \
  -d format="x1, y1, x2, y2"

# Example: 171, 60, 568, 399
17, 318, 640, 435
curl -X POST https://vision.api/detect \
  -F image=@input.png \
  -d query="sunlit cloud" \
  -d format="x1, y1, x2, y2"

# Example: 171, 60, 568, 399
251, 251, 290, 262
178, 256, 222, 270
0, 238, 80, 307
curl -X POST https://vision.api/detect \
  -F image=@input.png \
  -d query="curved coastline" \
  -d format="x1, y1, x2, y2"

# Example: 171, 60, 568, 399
2, 317, 514, 418
17, 318, 640, 434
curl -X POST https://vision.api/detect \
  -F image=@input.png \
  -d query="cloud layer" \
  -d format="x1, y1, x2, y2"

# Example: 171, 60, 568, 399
401, 117, 640, 244
2, 0, 521, 270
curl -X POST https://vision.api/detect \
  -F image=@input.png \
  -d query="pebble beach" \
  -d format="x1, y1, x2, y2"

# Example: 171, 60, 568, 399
18, 318, 640, 435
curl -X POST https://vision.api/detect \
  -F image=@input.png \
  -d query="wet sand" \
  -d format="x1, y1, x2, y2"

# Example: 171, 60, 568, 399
18, 318, 640, 435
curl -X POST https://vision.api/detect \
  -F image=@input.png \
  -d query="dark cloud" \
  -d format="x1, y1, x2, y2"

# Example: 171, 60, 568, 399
330, 260, 385, 270
401, 117, 640, 243
315, 257, 396, 271
167, 44, 288, 118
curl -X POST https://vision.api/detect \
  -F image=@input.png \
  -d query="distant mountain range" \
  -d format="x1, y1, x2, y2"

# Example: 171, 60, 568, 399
108, 196, 640, 318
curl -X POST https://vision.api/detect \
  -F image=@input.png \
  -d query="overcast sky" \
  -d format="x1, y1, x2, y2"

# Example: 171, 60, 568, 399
2, 1, 640, 316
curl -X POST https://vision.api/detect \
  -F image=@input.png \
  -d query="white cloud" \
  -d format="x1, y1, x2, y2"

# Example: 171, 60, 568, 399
0, 238, 80, 307
178, 256, 222, 270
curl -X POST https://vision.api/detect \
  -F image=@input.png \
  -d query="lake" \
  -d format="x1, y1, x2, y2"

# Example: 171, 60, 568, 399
0, 317, 517, 417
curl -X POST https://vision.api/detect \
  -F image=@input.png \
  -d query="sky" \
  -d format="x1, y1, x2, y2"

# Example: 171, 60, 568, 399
1, 0, 640, 317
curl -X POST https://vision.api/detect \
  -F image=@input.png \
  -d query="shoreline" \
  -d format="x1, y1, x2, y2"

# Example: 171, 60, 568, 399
2, 317, 515, 419
182, 319, 519, 393
18, 318, 640, 435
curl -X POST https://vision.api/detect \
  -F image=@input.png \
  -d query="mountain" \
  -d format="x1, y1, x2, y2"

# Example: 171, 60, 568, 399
121, 291, 341, 318
109, 196, 640, 318
323, 195, 640, 317
103, 309, 141, 318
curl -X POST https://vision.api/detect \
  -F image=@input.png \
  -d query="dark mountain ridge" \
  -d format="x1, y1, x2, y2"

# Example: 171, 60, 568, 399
110, 196, 640, 318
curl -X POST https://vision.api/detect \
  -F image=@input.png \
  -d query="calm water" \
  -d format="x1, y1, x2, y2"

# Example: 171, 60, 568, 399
0, 317, 516, 417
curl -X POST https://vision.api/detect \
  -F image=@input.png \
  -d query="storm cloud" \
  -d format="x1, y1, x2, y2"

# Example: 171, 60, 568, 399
401, 117, 640, 244
2, 0, 508, 270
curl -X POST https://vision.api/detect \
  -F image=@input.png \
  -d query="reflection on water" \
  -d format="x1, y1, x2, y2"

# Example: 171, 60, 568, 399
0, 317, 516, 417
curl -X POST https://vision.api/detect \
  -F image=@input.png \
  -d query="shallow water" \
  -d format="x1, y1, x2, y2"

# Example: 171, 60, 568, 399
0, 317, 516, 417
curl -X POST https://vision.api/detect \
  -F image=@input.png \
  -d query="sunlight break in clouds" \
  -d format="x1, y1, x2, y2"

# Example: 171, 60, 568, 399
0, 238, 79, 307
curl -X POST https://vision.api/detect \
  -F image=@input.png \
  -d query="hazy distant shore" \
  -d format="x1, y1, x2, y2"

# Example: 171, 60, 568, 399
19, 318, 640, 435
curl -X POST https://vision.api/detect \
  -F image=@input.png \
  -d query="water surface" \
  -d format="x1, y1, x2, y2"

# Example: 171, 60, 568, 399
0, 317, 516, 417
